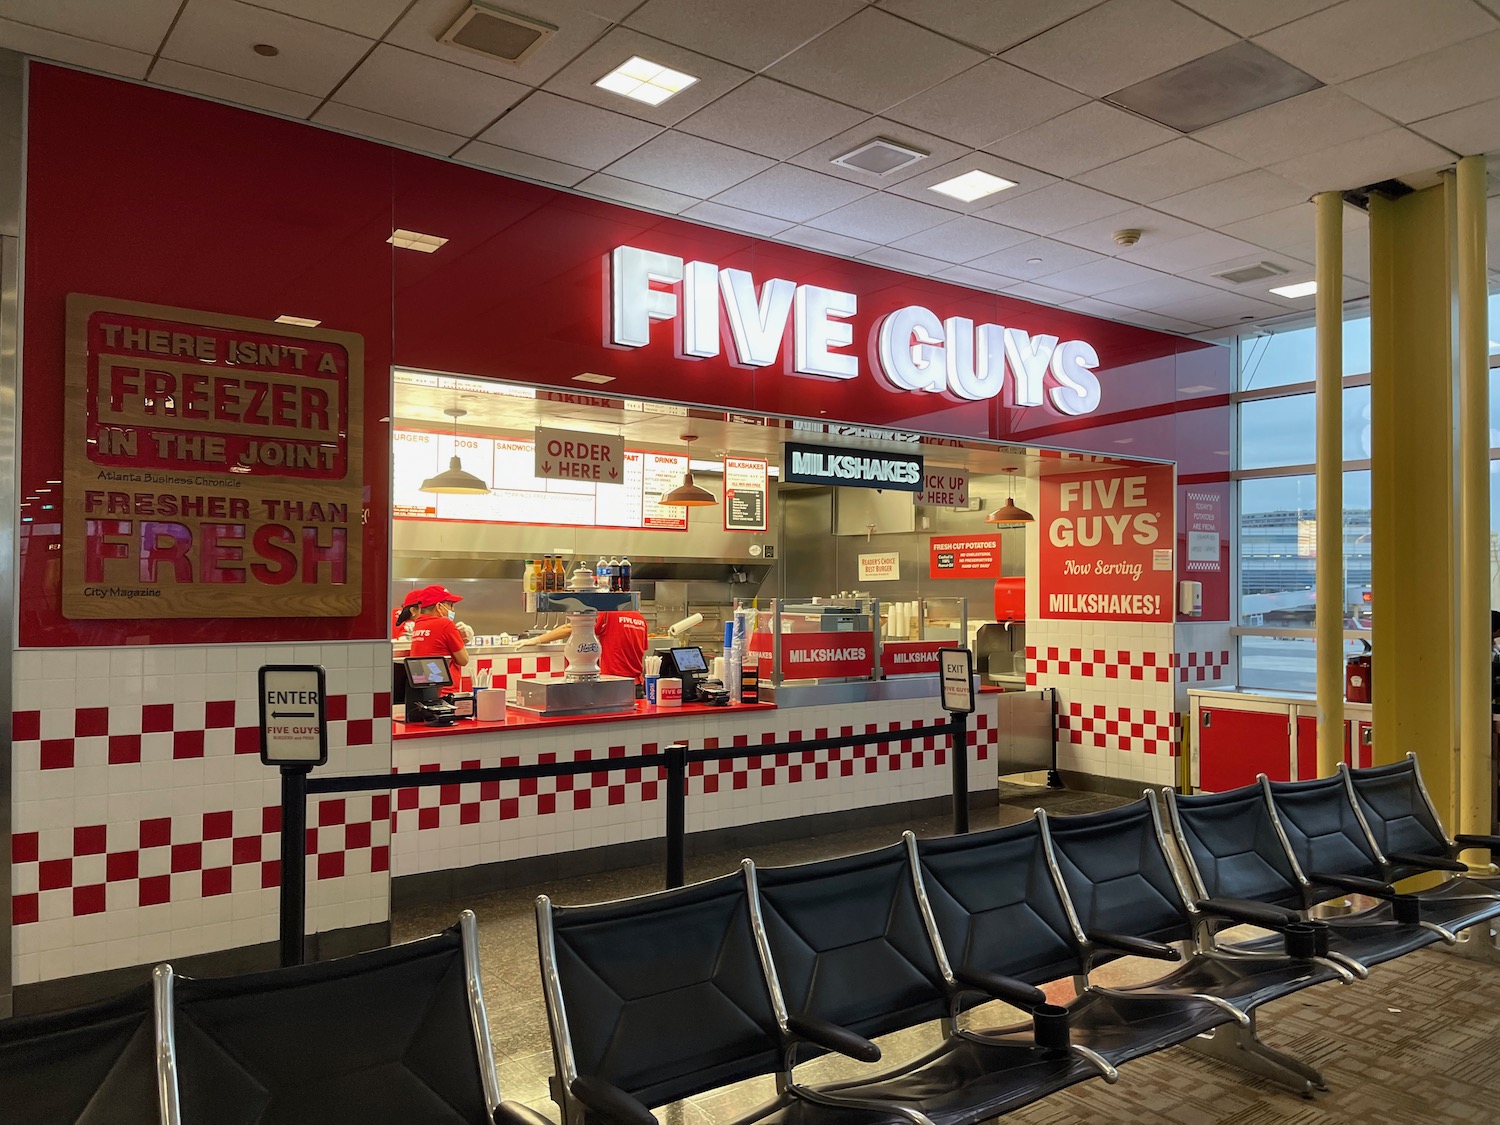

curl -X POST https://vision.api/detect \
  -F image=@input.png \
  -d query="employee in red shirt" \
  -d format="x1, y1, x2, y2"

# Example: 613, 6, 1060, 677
522, 610, 650, 688
408, 584, 472, 693
391, 589, 423, 640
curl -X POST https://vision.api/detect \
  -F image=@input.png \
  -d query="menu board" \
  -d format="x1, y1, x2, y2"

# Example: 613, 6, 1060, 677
393, 428, 685, 531
723, 456, 768, 532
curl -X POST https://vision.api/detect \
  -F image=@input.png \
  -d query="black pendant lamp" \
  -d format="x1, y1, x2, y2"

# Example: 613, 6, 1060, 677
420, 407, 490, 495
659, 434, 718, 507
986, 466, 1033, 525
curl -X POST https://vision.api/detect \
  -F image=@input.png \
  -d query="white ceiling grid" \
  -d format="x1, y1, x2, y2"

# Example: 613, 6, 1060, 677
2, 0, 1499, 333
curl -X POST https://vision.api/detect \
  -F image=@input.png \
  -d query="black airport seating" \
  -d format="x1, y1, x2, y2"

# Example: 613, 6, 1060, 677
0, 983, 158, 1125
1041, 796, 1348, 1094
159, 910, 542, 1125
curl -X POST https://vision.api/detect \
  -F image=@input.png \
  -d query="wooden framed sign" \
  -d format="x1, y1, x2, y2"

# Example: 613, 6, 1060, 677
63, 296, 364, 618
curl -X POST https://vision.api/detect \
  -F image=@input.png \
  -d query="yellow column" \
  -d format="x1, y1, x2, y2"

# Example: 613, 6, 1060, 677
1455, 154, 1491, 855
1367, 185, 1457, 820
1314, 192, 1345, 777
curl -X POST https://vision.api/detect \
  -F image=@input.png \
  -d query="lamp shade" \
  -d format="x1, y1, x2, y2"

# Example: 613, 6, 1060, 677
985, 498, 1034, 524
420, 455, 490, 495
659, 470, 718, 507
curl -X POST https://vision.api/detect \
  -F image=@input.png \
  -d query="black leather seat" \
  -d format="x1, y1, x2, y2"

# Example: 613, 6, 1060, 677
162, 911, 536, 1125
0, 984, 157, 1124
914, 819, 1242, 1068
751, 843, 1104, 1125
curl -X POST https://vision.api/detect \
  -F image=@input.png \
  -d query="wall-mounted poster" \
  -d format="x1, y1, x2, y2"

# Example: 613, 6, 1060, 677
723, 456, 768, 531
63, 296, 364, 618
1038, 464, 1174, 622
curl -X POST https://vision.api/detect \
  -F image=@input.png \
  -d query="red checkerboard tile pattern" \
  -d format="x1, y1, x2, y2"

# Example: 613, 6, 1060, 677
1060, 702, 1181, 757
1026, 646, 1172, 686
10, 694, 390, 771
10, 796, 389, 927
1177, 650, 1232, 683
392, 715, 995, 829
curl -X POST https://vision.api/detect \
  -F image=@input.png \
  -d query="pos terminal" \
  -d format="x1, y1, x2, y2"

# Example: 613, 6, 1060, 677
404, 657, 458, 725
657, 646, 709, 703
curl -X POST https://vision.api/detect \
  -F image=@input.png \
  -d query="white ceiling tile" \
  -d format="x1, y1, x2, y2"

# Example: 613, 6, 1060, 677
889, 216, 1032, 264
626, 0, 866, 71
542, 27, 752, 126
1173, 0, 1343, 36
860, 246, 950, 276
1163, 290, 1288, 327
479, 92, 662, 168
885, 152, 1057, 213
0, 18, 153, 78
1253, 0, 1498, 84
877, 0, 1103, 53
1094, 275, 1228, 310
776, 226, 878, 258
1411, 97, 1500, 157
1192, 87, 1391, 166
681, 200, 795, 237
936, 264, 1021, 291
805, 192, 956, 242
1124, 230, 1267, 271
986, 101, 1177, 178
604, 132, 773, 197
577, 173, 698, 214
313, 101, 465, 156
1049, 205, 1204, 255
454, 141, 591, 187
713, 164, 872, 222
885, 60, 1087, 148
677, 78, 868, 160
1000, 0, 1236, 97
384, 0, 612, 88
1270, 128, 1457, 193
1340, 32, 1500, 124
2, 0, 181, 53
333, 45, 528, 136
1076, 139, 1250, 204
241, 0, 409, 38
151, 58, 320, 118
974, 182, 1131, 236
999, 280, 1079, 307
163, 0, 372, 98
1038, 258, 1170, 297
1217, 204, 1318, 255
967, 237, 1104, 279
1062, 296, 1159, 323
789, 116, 970, 188
1117, 309, 1211, 333
766, 7, 984, 114
1153, 170, 1310, 228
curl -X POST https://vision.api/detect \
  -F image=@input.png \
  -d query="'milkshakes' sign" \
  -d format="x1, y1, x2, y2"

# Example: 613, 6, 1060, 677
64, 296, 364, 619
782, 441, 923, 490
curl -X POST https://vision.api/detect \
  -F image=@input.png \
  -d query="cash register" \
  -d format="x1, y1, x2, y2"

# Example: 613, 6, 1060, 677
657, 645, 710, 703
403, 656, 460, 726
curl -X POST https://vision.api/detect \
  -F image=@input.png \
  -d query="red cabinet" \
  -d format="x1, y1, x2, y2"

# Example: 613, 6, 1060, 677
1195, 702, 1292, 792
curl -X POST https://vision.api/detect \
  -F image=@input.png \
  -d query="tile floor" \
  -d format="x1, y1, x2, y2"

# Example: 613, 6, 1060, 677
393, 783, 1500, 1124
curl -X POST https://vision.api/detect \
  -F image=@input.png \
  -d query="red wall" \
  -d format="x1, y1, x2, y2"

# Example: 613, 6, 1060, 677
20, 65, 1230, 647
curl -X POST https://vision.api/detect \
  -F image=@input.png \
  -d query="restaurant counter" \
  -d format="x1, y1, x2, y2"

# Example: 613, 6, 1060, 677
393, 697, 774, 740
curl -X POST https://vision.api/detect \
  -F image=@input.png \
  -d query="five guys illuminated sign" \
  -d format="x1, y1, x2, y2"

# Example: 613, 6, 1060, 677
609, 244, 1102, 415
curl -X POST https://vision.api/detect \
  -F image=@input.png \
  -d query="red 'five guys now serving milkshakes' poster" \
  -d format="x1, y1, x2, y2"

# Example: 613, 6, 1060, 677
1038, 464, 1175, 622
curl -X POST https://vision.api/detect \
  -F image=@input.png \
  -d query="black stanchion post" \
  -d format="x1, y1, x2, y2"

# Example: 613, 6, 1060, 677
279, 765, 310, 967
664, 742, 687, 889
950, 710, 970, 835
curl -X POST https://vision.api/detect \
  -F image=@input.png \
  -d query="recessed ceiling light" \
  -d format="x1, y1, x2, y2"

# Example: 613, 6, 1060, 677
1026, 257, 1044, 265
252, 43, 280, 57
388, 229, 449, 253
573, 372, 615, 384
595, 56, 697, 106
1180, 385, 1216, 394
928, 170, 1017, 203
1114, 438, 1134, 444
275, 315, 321, 327
1269, 280, 1318, 298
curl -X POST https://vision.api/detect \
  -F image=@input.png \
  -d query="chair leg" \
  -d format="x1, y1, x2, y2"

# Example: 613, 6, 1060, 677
1182, 1014, 1327, 1097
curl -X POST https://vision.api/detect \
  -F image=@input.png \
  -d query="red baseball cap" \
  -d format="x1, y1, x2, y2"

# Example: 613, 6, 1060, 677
417, 584, 463, 607
400, 589, 424, 608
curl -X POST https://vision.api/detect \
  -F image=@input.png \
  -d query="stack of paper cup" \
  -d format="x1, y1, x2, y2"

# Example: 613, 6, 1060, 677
711, 656, 726, 682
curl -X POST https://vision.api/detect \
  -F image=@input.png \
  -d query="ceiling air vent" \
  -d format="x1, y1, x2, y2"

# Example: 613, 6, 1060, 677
1214, 261, 1290, 286
831, 138, 928, 176
440, 3, 556, 65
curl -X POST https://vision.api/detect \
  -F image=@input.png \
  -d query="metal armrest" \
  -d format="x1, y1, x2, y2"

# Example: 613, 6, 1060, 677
569, 1077, 657, 1125
1454, 834, 1500, 851
1087, 929, 1182, 962
785, 1014, 881, 1063
1308, 872, 1396, 897
1386, 852, 1470, 874
1197, 897, 1301, 928
950, 965, 1048, 1010
496, 1102, 558, 1125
